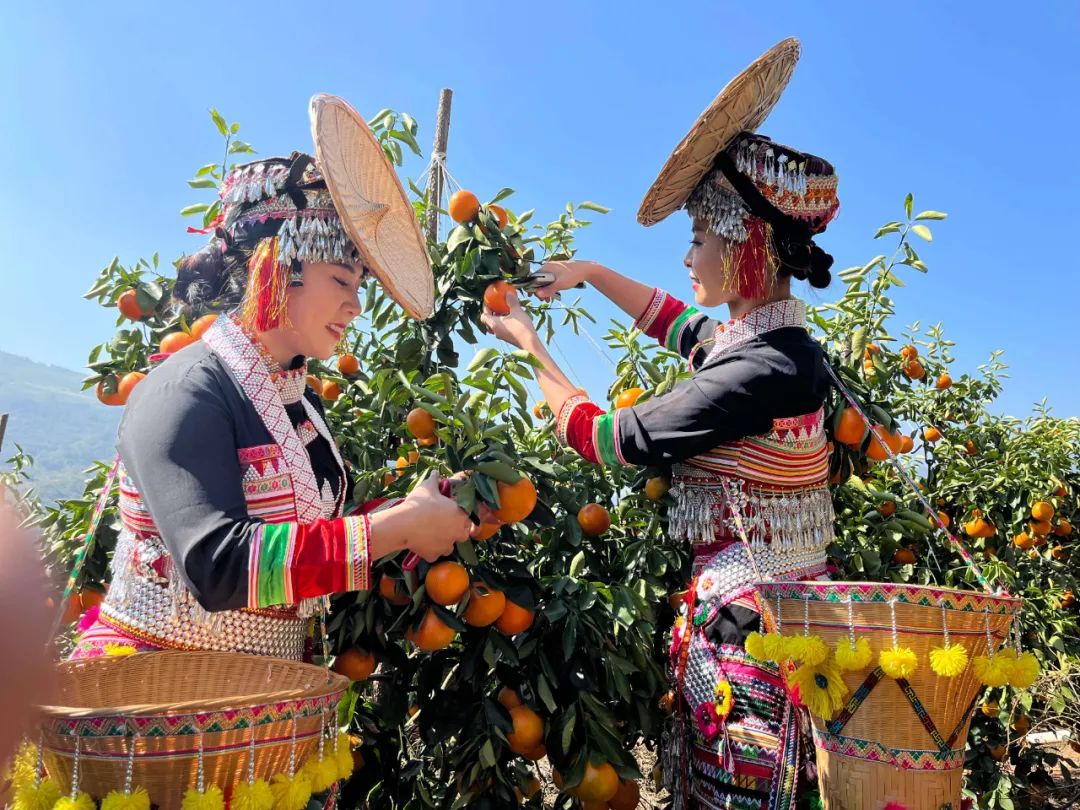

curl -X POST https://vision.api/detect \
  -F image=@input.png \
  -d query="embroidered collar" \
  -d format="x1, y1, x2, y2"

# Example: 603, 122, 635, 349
229, 314, 308, 405
707, 298, 806, 358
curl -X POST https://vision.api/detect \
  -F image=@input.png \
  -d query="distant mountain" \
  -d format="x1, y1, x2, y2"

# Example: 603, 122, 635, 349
0, 351, 120, 502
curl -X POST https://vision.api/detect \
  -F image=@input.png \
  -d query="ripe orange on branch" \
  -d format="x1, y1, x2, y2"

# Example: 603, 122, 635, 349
488, 204, 509, 229
834, 407, 865, 446
497, 687, 522, 711
117, 371, 146, 403
406, 407, 437, 440
448, 190, 481, 223
494, 476, 537, 523
321, 381, 342, 402
190, 313, 218, 339
506, 705, 544, 754
117, 288, 150, 320
406, 609, 457, 651
159, 331, 196, 354
645, 476, 670, 501
1031, 501, 1055, 522
95, 377, 125, 406
924, 426, 943, 443
576, 762, 620, 803
866, 425, 902, 461
463, 584, 506, 627
425, 561, 470, 606
378, 575, 411, 606
495, 600, 534, 635
614, 387, 643, 409
483, 280, 518, 315
337, 352, 359, 375
333, 647, 376, 681
578, 503, 611, 536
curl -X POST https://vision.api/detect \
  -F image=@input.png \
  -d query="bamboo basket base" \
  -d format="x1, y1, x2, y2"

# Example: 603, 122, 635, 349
817, 748, 962, 810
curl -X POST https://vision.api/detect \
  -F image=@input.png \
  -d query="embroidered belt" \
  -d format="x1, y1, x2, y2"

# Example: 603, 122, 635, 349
99, 576, 309, 660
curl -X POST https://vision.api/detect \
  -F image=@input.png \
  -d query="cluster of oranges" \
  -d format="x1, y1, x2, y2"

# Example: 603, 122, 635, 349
833, 407, 914, 462
863, 343, 952, 390
552, 761, 640, 808
1010, 498, 1072, 560
448, 190, 508, 231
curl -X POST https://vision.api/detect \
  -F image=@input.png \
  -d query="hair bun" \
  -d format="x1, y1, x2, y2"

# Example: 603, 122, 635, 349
806, 243, 833, 289
175, 241, 242, 309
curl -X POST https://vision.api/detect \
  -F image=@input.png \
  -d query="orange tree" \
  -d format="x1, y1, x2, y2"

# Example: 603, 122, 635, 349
8, 109, 1078, 809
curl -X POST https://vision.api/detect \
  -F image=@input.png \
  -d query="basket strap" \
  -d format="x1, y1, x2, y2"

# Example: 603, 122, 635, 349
945, 694, 980, 749
50, 455, 121, 638
895, 676, 949, 753
827, 666, 885, 735
823, 359, 1007, 597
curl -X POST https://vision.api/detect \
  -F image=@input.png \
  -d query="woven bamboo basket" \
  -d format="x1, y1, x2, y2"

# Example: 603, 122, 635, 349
37, 650, 349, 810
755, 581, 1021, 810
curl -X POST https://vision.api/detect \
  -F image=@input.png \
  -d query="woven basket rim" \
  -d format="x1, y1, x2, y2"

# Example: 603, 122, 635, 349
39, 650, 349, 720
754, 580, 1022, 606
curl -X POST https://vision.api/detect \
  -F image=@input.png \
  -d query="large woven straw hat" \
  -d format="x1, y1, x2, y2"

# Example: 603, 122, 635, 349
310, 94, 434, 319
638, 38, 802, 227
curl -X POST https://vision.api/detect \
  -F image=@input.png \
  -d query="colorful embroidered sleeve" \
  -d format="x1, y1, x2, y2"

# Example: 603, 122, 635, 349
635, 288, 717, 360
553, 336, 830, 467
118, 358, 377, 613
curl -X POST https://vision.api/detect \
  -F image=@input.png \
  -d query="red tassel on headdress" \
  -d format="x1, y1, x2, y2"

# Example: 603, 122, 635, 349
240, 237, 290, 332
730, 217, 771, 299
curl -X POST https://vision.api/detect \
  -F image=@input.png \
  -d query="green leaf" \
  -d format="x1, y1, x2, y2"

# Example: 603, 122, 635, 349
569, 551, 585, 577
187, 178, 217, 189
230, 122, 240, 134
474, 461, 520, 484
874, 222, 902, 239
210, 108, 228, 137
491, 187, 515, 204
904, 193, 913, 219
577, 201, 611, 214
180, 203, 210, 217
915, 210, 947, 221
479, 739, 496, 768
467, 348, 498, 372
228, 140, 254, 155
911, 224, 933, 242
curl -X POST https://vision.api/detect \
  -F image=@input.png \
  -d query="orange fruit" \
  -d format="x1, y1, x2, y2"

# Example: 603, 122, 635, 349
899, 434, 914, 453
425, 561, 470, 606
1061, 591, 1076, 609
609, 779, 640, 810
938, 511, 951, 528
1054, 485, 1068, 497
322, 381, 342, 402
1054, 520, 1072, 536
483, 280, 518, 315
1030, 520, 1052, 537
893, 548, 916, 565
903, 359, 925, 380
190, 313, 218, 339
1031, 501, 1055, 522
337, 352, 359, 375
864, 343, 881, 357
577, 761, 619, 803
1051, 545, 1066, 561
159, 331, 196, 354
1011, 715, 1030, 734
1012, 532, 1035, 550
497, 687, 522, 711
495, 601, 534, 635
980, 700, 999, 717
488, 204, 509, 229
878, 501, 896, 517
61, 593, 83, 624
418, 435, 438, 447
964, 440, 978, 456
990, 743, 1007, 761
407, 609, 457, 651
117, 371, 146, 403
659, 691, 675, 714
965, 515, 996, 538
463, 584, 506, 627
333, 647, 376, 681
533, 401, 547, 419
406, 407, 437, 440
505, 705, 544, 754
834, 407, 865, 446
522, 776, 541, 800
578, 503, 611, 536
494, 476, 538, 523
306, 375, 323, 395
521, 744, 546, 761
448, 190, 481, 223
614, 387, 644, 409
900, 345, 918, 360
936, 373, 952, 390
472, 523, 501, 541
924, 426, 943, 443
866, 425, 901, 461
117, 288, 148, 320
378, 575, 411, 606
645, 477, 670, 501
95, 377, 124, 406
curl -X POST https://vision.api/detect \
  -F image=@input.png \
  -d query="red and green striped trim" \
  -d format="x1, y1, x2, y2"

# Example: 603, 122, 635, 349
665, 306, 703, 353
593, 411, 626, 467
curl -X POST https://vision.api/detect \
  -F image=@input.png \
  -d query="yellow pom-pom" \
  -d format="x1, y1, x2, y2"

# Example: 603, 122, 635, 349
180, 786, 224, 810
103, 643, 138, 658
973, 655, 1012, 687
744, 631, 766, 661
879, 646, 918, 679
270, 772, 312, 810
101, 788, 150, 810
334, 734, 354, 781
782, 635, 806, 662
13, 777, 61, 810
6, 741, 38, 793
231, 780, 274, 810
1008, 651, 1040, 689
929, 644, 969, 677
798, 635, 830, 666
761, 633, 787, 663
791, 658, 849, 720
54, 792, 97, 810
834, 637, 873, 671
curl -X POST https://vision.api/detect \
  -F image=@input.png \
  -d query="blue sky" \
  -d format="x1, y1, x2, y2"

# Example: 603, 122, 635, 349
1, 1, 1077, 418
